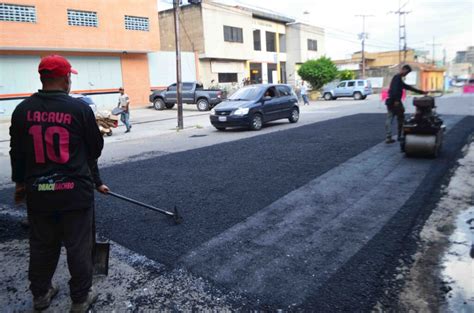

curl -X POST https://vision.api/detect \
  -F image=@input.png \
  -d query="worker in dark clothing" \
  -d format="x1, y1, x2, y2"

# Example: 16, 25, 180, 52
9, 55, 109, 312
385, 64, 427, 143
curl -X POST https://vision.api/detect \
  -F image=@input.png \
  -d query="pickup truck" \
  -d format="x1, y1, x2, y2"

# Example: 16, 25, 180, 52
149, 82, 224, 111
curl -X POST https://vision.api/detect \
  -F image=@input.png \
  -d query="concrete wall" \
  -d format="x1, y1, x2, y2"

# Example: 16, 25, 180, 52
120, 54, 151, 105
448, 62, 473, 79
200, 2, 254, 60
148, 51, 197, 87
0, 0, 159, 52
286, 23, 325, 86
0, 50, 152, 119
351, 50, 416, 68
0, 53, 127, 118
159, 5, 204, 53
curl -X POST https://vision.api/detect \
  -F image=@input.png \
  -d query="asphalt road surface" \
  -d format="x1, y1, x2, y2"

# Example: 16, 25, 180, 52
2, 110, 472, 310
0, 94, 474, 312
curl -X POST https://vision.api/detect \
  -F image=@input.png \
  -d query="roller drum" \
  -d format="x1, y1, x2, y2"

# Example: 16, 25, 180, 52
404, 134, 438, 156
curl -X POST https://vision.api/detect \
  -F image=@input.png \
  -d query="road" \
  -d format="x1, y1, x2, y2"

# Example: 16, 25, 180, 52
0, 94, 473, 311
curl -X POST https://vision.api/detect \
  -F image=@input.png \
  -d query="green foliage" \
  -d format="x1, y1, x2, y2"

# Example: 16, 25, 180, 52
338, 69, 355, 81
297, 57, 338, 90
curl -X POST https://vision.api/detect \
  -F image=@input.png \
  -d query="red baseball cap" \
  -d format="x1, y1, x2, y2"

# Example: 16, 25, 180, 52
38, 55, 78, 78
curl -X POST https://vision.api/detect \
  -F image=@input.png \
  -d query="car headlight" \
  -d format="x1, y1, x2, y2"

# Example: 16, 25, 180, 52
210, 108, 216, 115
233, 108, 249, 116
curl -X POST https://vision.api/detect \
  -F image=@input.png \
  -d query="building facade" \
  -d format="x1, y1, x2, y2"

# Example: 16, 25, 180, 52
158, 1, 325, 88
285, 22, 325, 85
0, 0, 160, 117
334, 49, 419, 71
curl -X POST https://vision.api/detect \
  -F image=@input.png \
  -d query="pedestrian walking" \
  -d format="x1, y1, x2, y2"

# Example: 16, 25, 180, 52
300, 81, 310, 105
9, 55, 109, 312
385, 64, 427, 144
118, 87, 131, 133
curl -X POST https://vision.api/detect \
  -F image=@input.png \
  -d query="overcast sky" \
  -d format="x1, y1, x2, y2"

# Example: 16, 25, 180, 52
158, 0, 473, 61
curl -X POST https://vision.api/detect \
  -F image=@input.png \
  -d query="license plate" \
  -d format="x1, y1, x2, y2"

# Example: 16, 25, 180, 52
218, 116, 227, 122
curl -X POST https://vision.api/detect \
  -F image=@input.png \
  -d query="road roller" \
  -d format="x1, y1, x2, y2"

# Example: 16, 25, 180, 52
400, 94, 446, 158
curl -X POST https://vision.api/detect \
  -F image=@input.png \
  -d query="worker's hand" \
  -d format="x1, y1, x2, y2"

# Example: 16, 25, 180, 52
14, 183, 26, 205
96, 184, 110, 194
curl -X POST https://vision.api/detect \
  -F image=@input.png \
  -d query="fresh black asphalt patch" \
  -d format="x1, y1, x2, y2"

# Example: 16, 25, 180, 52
178, 115, 470, 310
94, 113, 388, 264
299, 116, 474, 312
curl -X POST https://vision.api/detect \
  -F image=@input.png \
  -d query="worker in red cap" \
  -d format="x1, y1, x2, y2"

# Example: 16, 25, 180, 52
9, 55, 109, 312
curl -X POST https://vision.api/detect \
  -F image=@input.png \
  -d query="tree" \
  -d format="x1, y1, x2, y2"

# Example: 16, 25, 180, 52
338, 69, 355, 81
297, 57, 338, 90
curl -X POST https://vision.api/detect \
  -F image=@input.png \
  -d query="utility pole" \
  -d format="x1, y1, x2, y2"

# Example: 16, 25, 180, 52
355, 14, 373, 78
442, 48, 446, 67
428, 37, 442, 65
173, 0, 183, 130
390, 0, 410, 67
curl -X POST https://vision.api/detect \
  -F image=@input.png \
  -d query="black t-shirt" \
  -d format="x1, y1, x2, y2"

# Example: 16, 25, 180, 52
388, 73, 424, 102
10, 90, 104, 212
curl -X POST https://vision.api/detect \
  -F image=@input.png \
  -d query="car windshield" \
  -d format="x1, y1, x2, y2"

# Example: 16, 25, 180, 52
228, 86, 261, 101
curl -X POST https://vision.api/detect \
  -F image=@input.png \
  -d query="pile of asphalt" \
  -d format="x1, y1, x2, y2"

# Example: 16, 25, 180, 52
93, 114, 385, 264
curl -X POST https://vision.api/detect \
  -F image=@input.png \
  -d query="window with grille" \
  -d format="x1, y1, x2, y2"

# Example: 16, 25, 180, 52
0, 3, 36, 23
307, 39, 318, 51
125, 15, 149, 31
266, 31, 276, 52
223, 26, 243, 43
218, 73, 238, 83
253, 30, 261, 51
67, 9, 98, 27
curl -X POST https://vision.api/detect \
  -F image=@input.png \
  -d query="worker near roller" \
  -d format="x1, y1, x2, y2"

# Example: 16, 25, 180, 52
385, 64, 427, 144
9, 55, 109, 312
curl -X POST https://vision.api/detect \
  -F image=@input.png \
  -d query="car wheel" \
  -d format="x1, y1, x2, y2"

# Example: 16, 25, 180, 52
361, 95, 367, 100
289, 107, 299, 123
106, 129, 113, 136
215, 126, 226, 131
324, 93, 333, 101
197, 99, 210, 111
165, 103, 175, 109
153, 98, 166, 110
353, 92, 362, 100
249, 113, 263, 131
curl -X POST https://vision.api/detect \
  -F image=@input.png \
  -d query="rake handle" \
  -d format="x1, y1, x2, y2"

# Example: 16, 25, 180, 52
107, 191, 174, 217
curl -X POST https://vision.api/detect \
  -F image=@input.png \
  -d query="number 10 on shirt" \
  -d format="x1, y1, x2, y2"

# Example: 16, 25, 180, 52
28, 125, 70, 164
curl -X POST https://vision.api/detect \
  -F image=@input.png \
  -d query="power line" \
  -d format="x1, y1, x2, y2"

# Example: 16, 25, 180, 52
427, 37, 442, 65
324, 31, 398, 50
355, 14, 374, 78
389, 0, 411, 66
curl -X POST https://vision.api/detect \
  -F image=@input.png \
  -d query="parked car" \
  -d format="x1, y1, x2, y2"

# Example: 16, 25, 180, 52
70, 93, 97, 114
149, 82, 224, 111
323, 79, 372, 100
210, 84, 299, 131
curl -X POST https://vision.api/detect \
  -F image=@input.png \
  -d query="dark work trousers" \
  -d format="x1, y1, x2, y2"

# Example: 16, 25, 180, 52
385, 99, 405, 139
28, 207, 93, 303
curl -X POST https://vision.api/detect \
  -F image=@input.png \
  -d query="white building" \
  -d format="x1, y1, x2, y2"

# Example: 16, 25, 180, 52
158, 1, 325, 88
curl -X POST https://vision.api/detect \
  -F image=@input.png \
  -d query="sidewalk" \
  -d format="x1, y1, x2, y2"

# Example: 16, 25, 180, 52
0, 106, 209, 142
